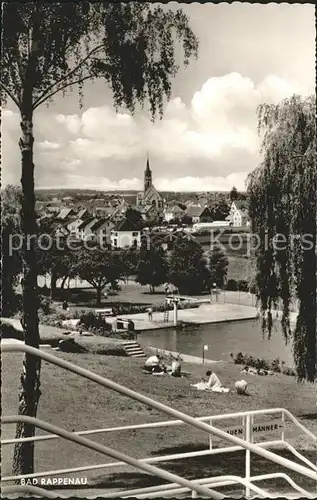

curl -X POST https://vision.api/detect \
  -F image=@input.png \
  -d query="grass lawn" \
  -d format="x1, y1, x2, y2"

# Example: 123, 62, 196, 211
2, 350, 316, 495
1, 318, 127, 354
227, 256, 251, 281
50, 278, 256, 314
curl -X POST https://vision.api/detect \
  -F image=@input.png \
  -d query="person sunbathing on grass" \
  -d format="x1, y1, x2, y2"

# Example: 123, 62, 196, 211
241, 366, 274, 376
241, 366, 258, 375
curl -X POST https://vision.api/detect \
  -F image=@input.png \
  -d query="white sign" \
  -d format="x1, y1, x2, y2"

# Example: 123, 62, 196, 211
204, 345, 208, 351
218, 419, 284, 438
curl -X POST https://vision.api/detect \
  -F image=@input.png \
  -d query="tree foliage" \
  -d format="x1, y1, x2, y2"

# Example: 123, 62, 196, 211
230, 186, 239, 201
121, 246, 140, 277
247, 95, 316, 382
1, 2, 198, 117
75, 248, 124, 306
169, 235, 210, 294
1, 186, 23, 316
208, 242, 228, 288
125, 207, 144, 226
135, 241, 169, 292
35, 236, 78, 295
211, 200, 230, 221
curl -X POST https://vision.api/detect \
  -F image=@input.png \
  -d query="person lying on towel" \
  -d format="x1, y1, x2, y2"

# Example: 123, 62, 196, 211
191, 370, 229, 393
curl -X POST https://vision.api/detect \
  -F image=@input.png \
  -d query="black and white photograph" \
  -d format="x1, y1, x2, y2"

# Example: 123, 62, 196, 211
1, 1, 316, 498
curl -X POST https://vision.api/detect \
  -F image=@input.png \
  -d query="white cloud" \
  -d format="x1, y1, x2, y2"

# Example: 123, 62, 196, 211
2, 72, 309, 191
38, 140, 60, 150
156, 173, 248, 192
256, 76, 302, 104
68, 73, 297, 163
56, 114, 81, 134
63, 72, 301, 167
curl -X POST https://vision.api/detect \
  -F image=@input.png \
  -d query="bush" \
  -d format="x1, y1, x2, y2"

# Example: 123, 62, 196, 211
226, 279, 238, 291
234, 352, 245, 364
38, 308, 75, 327
232, 351, 294, 376
249, 283, 258, 294
39, 296, 52, 315
271, 358, 281, 372
282, 366, 296, 377
237, 279, 249, 292
79, 312, 112, 334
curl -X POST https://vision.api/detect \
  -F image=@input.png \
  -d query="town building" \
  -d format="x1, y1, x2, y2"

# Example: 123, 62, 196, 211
77, 217, 100, 241
185, 204, 213, 224
66, 218, 84, 238
110, 218, 142, 249
93, 218, 115, 246
57, 207, 76, 220
164, 203, 186, 222
227, 201, 250, 227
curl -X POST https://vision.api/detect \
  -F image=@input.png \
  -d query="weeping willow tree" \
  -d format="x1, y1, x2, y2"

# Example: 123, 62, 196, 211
248, 95, 316, 382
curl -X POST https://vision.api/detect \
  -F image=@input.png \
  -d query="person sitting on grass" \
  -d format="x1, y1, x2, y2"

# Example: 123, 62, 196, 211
235, 379, 248, 395
171, 355, 182, 377
191, 370, 229, 393
143, 354, 165, 374
206, 370, 222, 390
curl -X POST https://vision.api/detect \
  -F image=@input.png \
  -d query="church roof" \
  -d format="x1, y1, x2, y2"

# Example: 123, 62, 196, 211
144, 184, 162, 198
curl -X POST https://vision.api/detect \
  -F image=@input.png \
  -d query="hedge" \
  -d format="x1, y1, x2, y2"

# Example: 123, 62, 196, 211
230, 352, 296, 377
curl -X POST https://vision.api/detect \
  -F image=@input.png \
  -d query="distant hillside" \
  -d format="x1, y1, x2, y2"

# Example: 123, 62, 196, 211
35, 188, 245, 203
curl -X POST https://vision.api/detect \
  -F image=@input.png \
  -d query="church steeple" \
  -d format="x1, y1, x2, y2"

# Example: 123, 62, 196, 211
144, 152, 152, 192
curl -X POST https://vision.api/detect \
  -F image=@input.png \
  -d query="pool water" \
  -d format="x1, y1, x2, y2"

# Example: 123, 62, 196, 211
138, 319, 294, 366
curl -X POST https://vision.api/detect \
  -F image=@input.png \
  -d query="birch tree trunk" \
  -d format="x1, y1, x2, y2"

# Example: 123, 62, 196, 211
13, 97, 42, 477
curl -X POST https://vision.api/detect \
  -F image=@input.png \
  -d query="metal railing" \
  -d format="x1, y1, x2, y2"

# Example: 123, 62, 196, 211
1, 415, 224, 499
105, 472, 316, 499
3, 409, 316, 481
2, 341, 316, 498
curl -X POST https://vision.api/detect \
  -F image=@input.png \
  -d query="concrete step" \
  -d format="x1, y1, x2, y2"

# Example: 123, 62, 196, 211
126, 347, 144, 354
122, 341, 145, 358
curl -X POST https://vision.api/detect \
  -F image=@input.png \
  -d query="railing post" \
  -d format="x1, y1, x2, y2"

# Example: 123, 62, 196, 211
251, 415, 254, 444
209, 419, 213, 450
281, 411, 285, 442
245, 415, 251, 498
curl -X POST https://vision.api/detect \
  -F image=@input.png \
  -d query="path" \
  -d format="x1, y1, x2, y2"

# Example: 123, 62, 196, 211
146, 346, 220, 365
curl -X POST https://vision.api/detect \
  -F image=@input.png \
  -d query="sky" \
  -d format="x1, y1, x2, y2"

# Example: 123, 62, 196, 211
2, 3, 315, 192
